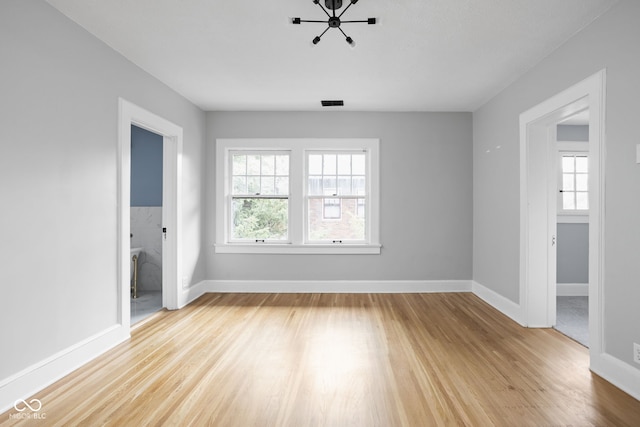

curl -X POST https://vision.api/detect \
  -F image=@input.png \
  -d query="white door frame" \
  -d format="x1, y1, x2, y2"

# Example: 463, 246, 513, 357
118, 98, 183, 330
519, 70, 606, 359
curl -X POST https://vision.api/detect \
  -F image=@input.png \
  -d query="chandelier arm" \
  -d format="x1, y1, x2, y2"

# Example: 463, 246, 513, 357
315, 1, 332, 19
318, 26, 332, 38
340, 20, 371, 23
337, 27, 350, 38
337, 2, 354, 19
298, 19, 331, 23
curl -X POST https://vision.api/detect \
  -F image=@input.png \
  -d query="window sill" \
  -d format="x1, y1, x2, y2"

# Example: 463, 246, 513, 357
214, 243, 382, 255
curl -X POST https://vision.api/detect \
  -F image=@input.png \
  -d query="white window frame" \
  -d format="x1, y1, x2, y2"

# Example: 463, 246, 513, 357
228, 150, 291, 243
305, 150, 368, 243
557, 141, 589, 224
215, 138, 381, 254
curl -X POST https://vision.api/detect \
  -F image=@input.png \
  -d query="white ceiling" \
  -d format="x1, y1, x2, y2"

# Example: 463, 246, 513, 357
45, 0, 617, 112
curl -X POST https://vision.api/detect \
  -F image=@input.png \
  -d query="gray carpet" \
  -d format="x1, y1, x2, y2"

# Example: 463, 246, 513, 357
555, 296, 588, 347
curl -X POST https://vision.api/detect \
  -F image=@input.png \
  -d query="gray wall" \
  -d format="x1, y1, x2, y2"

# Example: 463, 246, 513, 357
557, 124, 589, 141
557, 223, 589, 283
473, 0, 640, 368
206, 112, 472, 281
0, 0, 206, 381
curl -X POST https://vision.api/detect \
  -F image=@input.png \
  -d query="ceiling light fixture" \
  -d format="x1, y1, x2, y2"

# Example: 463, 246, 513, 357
292, 0, 376, 47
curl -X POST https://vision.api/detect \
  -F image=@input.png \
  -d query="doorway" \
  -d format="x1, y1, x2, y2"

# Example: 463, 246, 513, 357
519, 70, 606, 364
118, 98, 183, 332
554, 113, 590, 347
130, 125, 164, 324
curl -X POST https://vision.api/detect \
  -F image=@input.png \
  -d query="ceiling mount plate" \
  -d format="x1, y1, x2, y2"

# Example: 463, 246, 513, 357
325, 0, 343, 10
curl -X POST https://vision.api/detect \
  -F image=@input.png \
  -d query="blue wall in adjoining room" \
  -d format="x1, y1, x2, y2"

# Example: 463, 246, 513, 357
131, 125, 163, 206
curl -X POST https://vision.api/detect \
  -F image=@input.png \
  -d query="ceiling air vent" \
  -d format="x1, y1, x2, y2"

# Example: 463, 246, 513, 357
321, 100, 344, 107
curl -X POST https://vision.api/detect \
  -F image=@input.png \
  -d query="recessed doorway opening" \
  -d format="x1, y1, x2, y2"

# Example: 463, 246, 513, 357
118, 99, 183, 333
519, 70, 605, 366
554, 111, 590, 347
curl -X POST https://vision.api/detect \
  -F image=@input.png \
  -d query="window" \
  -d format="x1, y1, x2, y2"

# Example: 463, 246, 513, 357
307, 152, 366, 241
230, 152, 289, 242
216, 139, 380, 254
558, 151, 589, 217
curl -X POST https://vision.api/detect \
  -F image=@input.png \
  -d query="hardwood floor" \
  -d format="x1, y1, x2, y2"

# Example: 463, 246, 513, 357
3, 293, 640, 426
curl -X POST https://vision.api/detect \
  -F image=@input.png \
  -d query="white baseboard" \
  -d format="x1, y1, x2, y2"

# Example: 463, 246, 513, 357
200, 279, 472, 294
591, 353, 640, 401
0, 324, 129, 414
471, 281, 525, 326
471, 282, 639, 402
557, 283, 589, 296
178, 280, 210, 309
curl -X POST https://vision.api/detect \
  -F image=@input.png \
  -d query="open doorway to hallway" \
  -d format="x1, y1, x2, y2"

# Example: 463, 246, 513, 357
554, 112, 590, 347
519, 70, 605, 367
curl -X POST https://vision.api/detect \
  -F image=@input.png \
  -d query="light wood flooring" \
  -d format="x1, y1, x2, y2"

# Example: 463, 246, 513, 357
3, 293, 640, 426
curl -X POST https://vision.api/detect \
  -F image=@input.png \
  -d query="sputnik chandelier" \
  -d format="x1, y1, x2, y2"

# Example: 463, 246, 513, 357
292, 0, 376, 47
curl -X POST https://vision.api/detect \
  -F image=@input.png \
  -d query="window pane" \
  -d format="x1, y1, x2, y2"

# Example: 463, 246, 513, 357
308, 198, 365, 241
323, 154, 337, 175
352, 154, 365, 175
353, 176, 366, 195
576, 156, 588, 173
338, 176, 352, 195
563, 192, 575, 210
576, 174, 588, 191
232, 155, 246, 175
563, 174, 575, 191
262, 155, 275, 175
247, 176, 260, 194
232, 176, 246, 194
232, 198, 288, 240
337, 155, 351, 174
232, 152, 289, 196
276, 155, 289, 176
261, 176, 275, 195
308, 155, 322, 175
562, 156, 575, 173
576, 192, 589, 210
247, 155, 261, 175
275, 177, 289, 195
323, 177, 337, 195
308, 176, 322, 195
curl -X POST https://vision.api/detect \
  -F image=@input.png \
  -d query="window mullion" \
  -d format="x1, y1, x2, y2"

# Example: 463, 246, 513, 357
574, 156, 582, 209
289, 146, 304, 245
